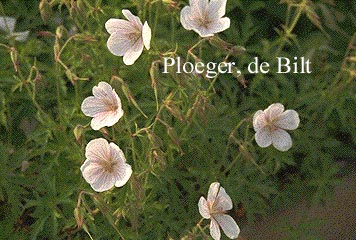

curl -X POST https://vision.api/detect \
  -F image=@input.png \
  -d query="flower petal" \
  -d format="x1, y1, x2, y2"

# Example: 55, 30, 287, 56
109, 142, 131, 186
90, 109, 123, 130
215, 214, 240, 239
208, 17, 230, 34
264, 103, 284, 121
109, 142, 126, 163
93, 82, 119, 105
191, 0, 209, 19
207, 182, 220, 204
107, 31, 133, 56
105, 18, 135, 35
255, 127, 272, 148
123, 38, 144, 65
81, 96, 110, 117
215, 186, 233, 211
208, 0, 227, 19
13, 31, 29, 42
180, 6, 194, 30
80, 159, 104, 184
198, 197, 210, 219
194, 26, 215, 38
272, 129, 292, 151
122, 9, 142, 30
97, 81, 112, 92
210, 218, 221, 240
95, 82, 114, 99
142, 21, 151, 50
114, 163, 132, 187
253, 110, 266, 132
90, 172, 116, 192
0, 16, 16, 32
274, 110, 300, 130
85, 138, 111, 161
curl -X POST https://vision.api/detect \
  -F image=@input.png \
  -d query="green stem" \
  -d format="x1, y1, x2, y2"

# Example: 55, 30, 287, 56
55, 65, 63, 123
170, 13, 175, 43
152, 1, 161, 44
186, 38, 206, 62
206, 53, 231, 93
275, 3, 304, 56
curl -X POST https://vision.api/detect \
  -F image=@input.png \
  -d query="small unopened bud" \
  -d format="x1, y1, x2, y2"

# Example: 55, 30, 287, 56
39, 0, 52, 23
10, 47, 19, 72
209, 36, 246, 56
37, 31, 55, 37
146, 129, 163, 149
230, 46, 246, 56
73, 125, 85, 143
74, 207, 84, 228
99, 127, 109, 137
162, 0, 179, 11
55, 25, 67, 39
77, 0, 86, 16
209, 36, 232, 49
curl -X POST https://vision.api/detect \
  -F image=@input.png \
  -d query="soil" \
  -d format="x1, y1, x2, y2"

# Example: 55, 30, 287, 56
240, 173, 356, 240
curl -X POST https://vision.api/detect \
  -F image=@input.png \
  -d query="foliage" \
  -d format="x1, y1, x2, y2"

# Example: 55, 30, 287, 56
0, 0, 355, 239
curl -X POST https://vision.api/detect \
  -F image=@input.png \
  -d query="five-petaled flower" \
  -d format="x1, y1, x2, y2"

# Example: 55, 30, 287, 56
105, 9, 151, 65
80, 138, 132, 192
180, 0, 230, 37
253, 103, 300, 151
81, 81, 124, 131
198, 182, 240, 240
0, 16, 29, 42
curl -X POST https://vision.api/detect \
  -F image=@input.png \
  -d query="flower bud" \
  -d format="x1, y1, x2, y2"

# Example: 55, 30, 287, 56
74, 207, 84, 228
39, 0, 52, 23
73, 124, 85, 143
10, 47, 19, 72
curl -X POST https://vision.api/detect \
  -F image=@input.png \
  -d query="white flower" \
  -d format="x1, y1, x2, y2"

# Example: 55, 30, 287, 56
0, 16, 29, 42
81, 81, 124, 131
253, 103, 300, 151
80, 138, 132, 192
105, 9, 151, 65
198, 182, 240, 240
180, 0, 230, 37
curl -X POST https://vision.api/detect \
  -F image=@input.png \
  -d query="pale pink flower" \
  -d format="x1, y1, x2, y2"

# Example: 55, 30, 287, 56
105, 9, 151, 65
198, 182, 240, 240
253, 103, 300, 151
81, 82, 124, 131
80, 138, 132, 192
0, 16, 29, 41
180, 0, 230, 37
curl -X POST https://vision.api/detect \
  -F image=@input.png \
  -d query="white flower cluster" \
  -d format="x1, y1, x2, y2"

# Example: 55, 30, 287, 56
77, 1, 301, 239
104, 0, 231, 65
80, 82, 131, 192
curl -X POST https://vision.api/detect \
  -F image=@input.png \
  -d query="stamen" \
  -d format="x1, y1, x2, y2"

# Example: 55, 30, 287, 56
101, 159, 118, 173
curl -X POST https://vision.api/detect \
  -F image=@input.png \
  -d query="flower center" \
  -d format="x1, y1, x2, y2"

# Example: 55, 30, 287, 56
196, 12, 213, 29
265, 115, 280, 131
108, 102, 118, 111
208, 201, 226, 216
101, 159, 118, 173
103, 98, 118, 112
210, 208, 226, 216
127, 29, 141, 42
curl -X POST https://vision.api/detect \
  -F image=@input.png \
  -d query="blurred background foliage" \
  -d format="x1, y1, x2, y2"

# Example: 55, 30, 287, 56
0, 0, 355, 239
